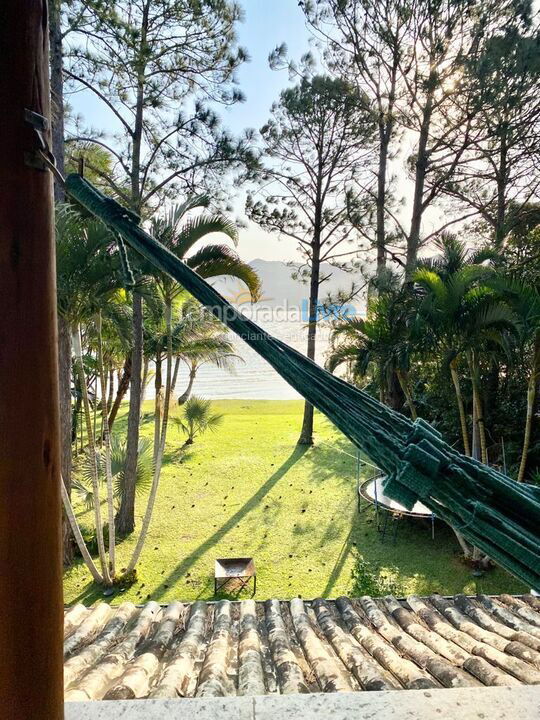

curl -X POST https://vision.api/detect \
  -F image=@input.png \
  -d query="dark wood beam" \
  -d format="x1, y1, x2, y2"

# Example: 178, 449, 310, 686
0, 1, 64, 717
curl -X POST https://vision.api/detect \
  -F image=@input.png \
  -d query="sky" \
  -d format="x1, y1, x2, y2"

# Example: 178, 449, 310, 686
69, 0, 313, 263
67, 1, 462, 269
224, 0, 310, 133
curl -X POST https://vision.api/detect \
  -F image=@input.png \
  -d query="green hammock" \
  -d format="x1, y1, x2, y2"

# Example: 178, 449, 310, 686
66, 173, 540, 590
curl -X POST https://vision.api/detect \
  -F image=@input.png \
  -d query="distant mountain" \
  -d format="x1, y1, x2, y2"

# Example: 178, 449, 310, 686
212, 258, 366, 311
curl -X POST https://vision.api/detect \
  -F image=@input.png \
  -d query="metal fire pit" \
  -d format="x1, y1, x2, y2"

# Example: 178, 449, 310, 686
214, 557, 256, 595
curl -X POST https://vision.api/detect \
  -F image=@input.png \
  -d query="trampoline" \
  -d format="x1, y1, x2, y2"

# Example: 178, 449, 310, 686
359, 474, 436, 543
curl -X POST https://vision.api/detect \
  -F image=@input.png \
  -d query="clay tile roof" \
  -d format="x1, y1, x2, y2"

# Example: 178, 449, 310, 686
63, 593, 540, 701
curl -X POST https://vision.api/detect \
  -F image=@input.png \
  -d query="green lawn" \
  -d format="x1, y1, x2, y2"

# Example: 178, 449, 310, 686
63, 399, 526, 605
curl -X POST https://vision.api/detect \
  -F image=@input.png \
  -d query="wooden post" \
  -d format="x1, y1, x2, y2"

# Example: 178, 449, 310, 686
0, 2, 64, 718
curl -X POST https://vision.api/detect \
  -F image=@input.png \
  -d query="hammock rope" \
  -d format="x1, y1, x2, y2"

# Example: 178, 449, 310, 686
65, 173, 540, 589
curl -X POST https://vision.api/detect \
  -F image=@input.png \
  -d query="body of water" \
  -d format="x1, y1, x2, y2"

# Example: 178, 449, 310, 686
174, 312, 333, 400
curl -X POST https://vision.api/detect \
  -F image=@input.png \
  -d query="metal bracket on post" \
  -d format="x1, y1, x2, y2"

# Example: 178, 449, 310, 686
24, 108, 49, 170
24, 108, 49, 133
24, 108, 66, 186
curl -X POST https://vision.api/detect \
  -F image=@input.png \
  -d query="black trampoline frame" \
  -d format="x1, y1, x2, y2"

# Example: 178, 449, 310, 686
358, 473, 436, 543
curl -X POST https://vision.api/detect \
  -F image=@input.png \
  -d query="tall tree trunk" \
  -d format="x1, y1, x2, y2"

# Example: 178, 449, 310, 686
171, 356, 181, 401
405, 85, 434, 279
58, 315, 74, 564
468, 352, 487, 464
518, 331, 540, 482
61, 480, 103, 583
107, 365, 115, 411
494, 132, 508, 247
448, 357, 474, 559
387, 370, 404, 411
375, 128, 389, 275
140, 356, 150, 406
96, 313, 115, 577
378, 361, 385, 404
50, 0, 74, 565
115, 293, 143, 536
153, 352, 163, 467
72, 376, 81, 443
115, 4, 149, 536
373, 45, 398, 278
92, 374, 98, 443
450, 358, 470, 455
396, 369, 417, 420
129, 7, 147, 213
485, 361, 499, 445
178, 363, 196, 405
298, 236, 321, 445
108, 355, 131, 430
159, 301, 174, 450
127, 299, 174, 572
471, 392, 480, 460
72, 326, 111, 584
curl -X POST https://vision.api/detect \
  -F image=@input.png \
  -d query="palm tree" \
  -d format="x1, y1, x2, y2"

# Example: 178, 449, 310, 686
176, 335, 238, 404
71, 324, 111, 583
63, 312, 127, 587
414, 235, 517, 463
120, 198, 260, 571
73, 435, 153, 509
491, 278, 540, 481
175, 302, 240, 405
173, 396, 224, 447
327, 285, 418, 418
62, 307, 155, 588
93, 309, 133, 434
143, 299, 238, 448
56, 205, 128, 569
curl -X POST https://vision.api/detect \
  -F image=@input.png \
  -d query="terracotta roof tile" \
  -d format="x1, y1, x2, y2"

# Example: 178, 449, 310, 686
63, 594, 540, 701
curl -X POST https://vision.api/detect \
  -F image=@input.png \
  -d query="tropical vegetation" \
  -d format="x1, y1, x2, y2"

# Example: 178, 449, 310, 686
63, 399, 525, 605
46, 0, 540, 596
328, 234, 540, 484
57, 199, 260, 587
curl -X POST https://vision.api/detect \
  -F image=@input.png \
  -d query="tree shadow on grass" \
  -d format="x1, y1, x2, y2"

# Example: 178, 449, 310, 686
305, 418, 510, 597
303, 418, 375, 490
161, 446, 193, 465
148, 444, 309, 601
321, 525, 355, 597
65, 445, 309, 605
66, 568, 114, 605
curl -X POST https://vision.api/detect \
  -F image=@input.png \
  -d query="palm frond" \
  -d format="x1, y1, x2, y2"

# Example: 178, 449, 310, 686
186, 244, 261, 300
174, 396, 224, 442
79, 435, 153, 509
112, 436, 153, 500
413, 268, 447, 305
174, 214, 239, 258
165, 195, 210, 230
72, 478, 96, 512
330, 316, 368, 343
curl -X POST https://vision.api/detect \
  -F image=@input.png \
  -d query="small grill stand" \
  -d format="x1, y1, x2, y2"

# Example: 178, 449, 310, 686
214, 557, 256, 596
